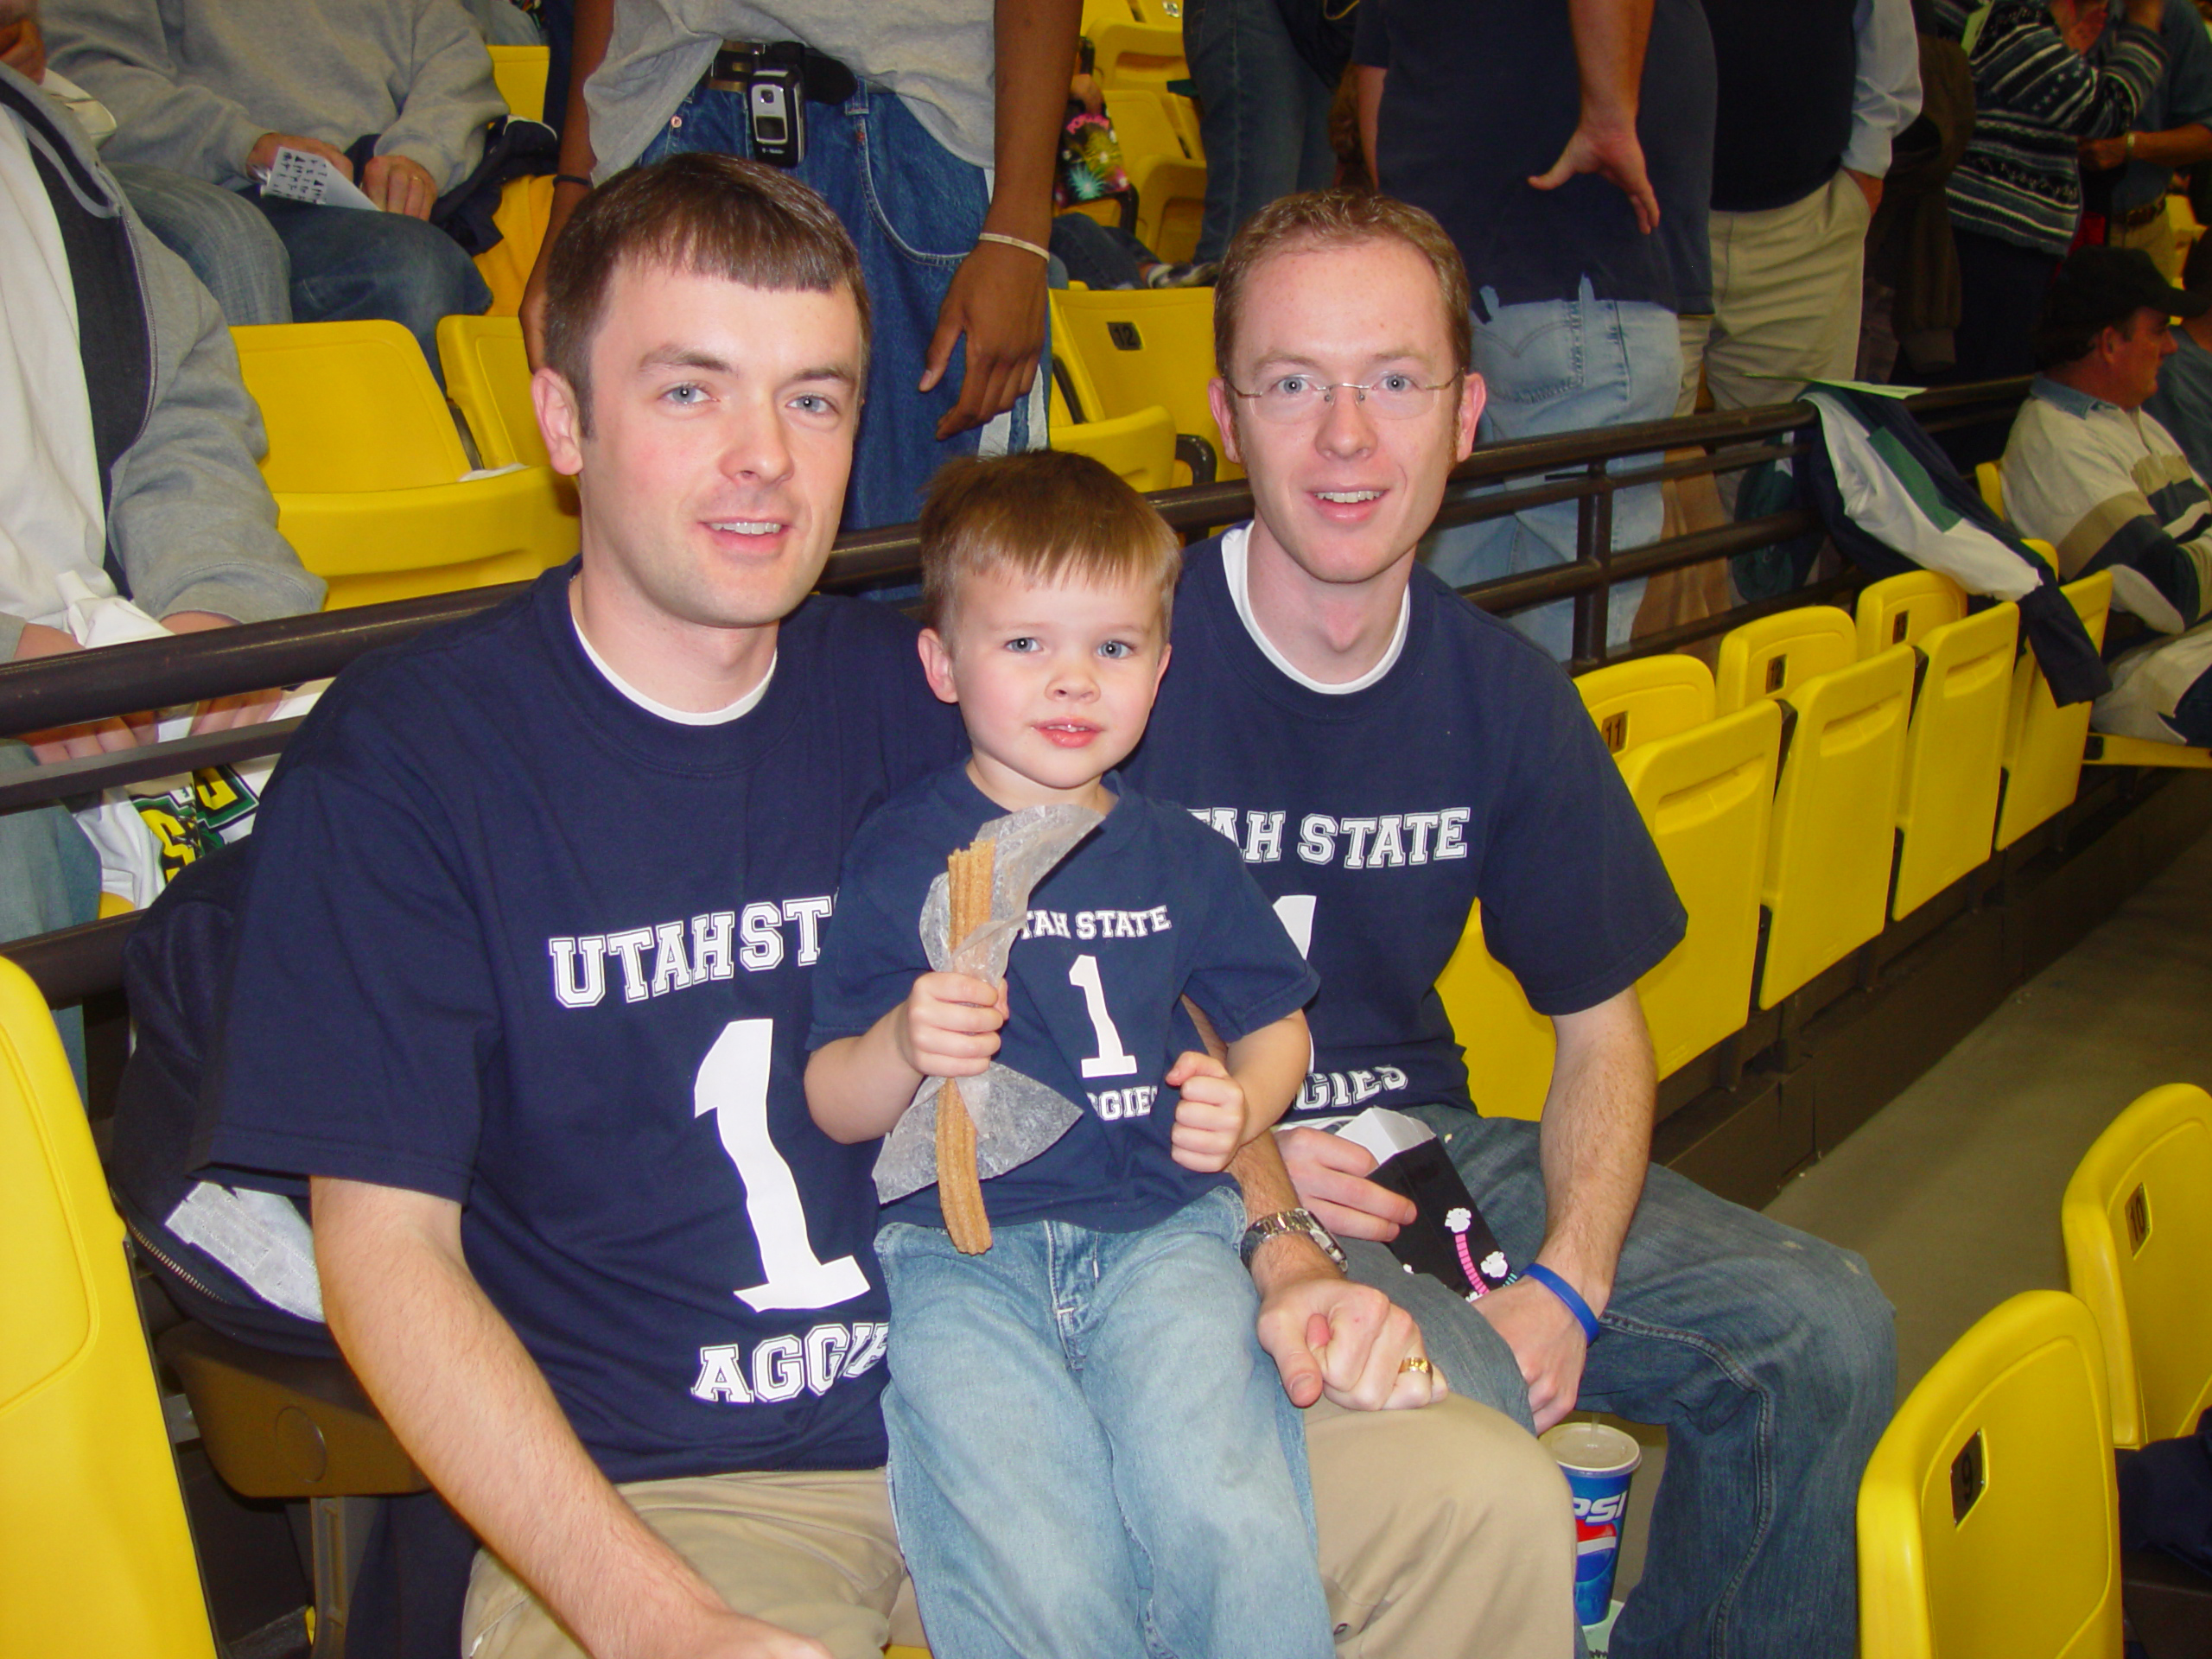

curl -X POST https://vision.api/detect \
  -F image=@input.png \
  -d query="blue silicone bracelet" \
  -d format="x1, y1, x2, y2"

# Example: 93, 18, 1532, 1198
1521, 1262, 1602, 1344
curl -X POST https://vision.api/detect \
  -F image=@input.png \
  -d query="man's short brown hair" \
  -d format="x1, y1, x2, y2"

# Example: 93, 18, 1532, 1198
919, 452, 1181, 637
1212, 190, 1473, 379
542, 153, 870, 433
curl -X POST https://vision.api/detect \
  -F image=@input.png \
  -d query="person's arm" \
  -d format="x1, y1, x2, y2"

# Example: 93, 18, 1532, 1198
1529, 0, 1659, 234
314, 1179, 832, 1659
2082, 121, 2212, 169
804, 971, 1005, 1142
1988, 0, 2164, 141
520, 0, 613, 363
42, 0, 269, 184
1842, 0, 1924, 213
916, 0, 1079, 440
1355, 65, 1384, 186
1, 12, 44, 78
370, 0, 508, 213
1162, 1010, 1310, 1170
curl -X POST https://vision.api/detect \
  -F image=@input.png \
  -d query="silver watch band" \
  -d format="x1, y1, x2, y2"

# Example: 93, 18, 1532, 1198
1239, 1207, 1349, 1272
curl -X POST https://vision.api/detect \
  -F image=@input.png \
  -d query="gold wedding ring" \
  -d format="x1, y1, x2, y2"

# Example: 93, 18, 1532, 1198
1397, 1355, 1434, 1377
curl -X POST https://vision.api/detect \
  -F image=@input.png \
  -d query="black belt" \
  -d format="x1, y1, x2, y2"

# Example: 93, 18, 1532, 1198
703, 41, 858, 105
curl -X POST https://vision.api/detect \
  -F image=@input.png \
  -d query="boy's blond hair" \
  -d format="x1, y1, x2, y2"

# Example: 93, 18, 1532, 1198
919, 452, 1182, 636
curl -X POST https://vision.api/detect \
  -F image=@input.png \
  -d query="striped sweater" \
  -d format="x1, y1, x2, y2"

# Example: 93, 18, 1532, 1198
1937, 0, 2164, 254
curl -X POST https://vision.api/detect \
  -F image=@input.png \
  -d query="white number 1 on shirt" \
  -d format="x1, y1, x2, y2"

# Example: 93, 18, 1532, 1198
694, 1019, 869, 1313
1068, 954, 1139, 1077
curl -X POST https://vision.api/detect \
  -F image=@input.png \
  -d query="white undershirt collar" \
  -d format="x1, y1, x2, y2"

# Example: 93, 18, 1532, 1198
571, 613, 774, 725
1220, 524, 1409, 695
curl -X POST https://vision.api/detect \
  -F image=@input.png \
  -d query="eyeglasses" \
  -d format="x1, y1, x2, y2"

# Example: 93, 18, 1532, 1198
1224, 370, 1462, 423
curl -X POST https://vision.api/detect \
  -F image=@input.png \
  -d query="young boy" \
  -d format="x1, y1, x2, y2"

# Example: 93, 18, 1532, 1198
805, 452, 1338, 1658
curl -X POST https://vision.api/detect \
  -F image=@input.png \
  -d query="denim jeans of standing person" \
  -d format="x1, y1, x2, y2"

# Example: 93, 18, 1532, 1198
251, 195, 491, 385
1185, 0, 1338, 264
643, 81, 1043, 531
0, 742, 101, 1088
1424, 279, 1681, 660
109, 164, 292, 327
1342, 1109, 1896, 1659
876, 1186, 1332, 1659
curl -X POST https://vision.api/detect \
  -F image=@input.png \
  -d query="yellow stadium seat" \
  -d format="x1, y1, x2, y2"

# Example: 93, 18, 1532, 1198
1618, 700, 1783, 1078
2062, 1083, 2212, 1450
2083, 730, 2212, 768
1996, 572, 2113, 850
1093, 18, 1188, 97
1857, 1290, 2121, 1659
1051, 287, 1236, 486
1712, 606, 1857, 714
887, 1646, 931, 1658
487, 42, 550, 123
1976, 460, 2006, 519
1891, 602, 2018, 919
439, 313, 552, 469
233, 320, 578, 607
1436, 904, 1554, 1121
1050, 404, 1179, 493
472, 171, 557, 319
0, 956, 218, 1659
1857, 569, 1968, 657
1573, 653, 1716, 755
1103, 89, 1205, 264
1756, 646, 1916, 1007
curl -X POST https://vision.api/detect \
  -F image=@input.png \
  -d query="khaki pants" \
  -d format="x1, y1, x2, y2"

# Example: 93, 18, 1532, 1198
460, 1393, 1576, 1659
1681, 170, 1873, 414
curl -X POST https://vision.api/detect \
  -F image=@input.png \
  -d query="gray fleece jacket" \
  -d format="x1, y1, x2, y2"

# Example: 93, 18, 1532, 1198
0, 63, 323, 662
45, 0, 503, 192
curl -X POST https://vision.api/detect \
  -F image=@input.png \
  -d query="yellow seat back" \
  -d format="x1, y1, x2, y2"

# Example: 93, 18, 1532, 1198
1435, 904, 1554, 1121
487, 42, 549, 123
1997, 573, 2113, 850
2062, 1083, 2212, 1449
1976, 460, 2006, 518
1093, 18, 1188, 96
438, 314, 551, 469
0, 957, 218, 1659
1857, 570, 1968, 657
1050, 287, 1237, 484
233, 319, 469, 493
1857, 1290, 2121, 1659
1891, 602, 2018, 918
1757, 646, 1916, 1007
1103, 89, 1206, 264
1574, 655, 1717, 755
472, 172, 557, 319
1049, 404, 1179, 493
1713, 606, 1858, 713
1618, 700, 1782, 1077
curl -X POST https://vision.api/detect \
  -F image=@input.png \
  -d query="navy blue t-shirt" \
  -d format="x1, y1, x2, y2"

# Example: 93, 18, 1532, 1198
1122, 535, 1685, 1120
810, 764, 1318, 1232
1352, 0, 1716, 315
200, 568, 965, 1482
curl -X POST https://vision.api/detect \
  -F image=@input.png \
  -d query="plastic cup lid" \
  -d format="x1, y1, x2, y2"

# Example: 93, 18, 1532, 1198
1540, 1420, 1643, 1477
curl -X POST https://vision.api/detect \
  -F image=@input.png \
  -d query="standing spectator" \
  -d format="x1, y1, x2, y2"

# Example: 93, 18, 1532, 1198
1935, 0, 2165, 383
45, 0, 501, 374
1354, 0, 1716, 659
2145, 226, 2212, 474
1685, 0, 1923, 412
1185, 0, 1341, 268
2079, 0, 2212, 277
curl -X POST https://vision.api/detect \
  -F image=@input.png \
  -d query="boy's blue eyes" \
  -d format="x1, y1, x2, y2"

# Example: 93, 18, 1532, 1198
1001, 637, 1140, 658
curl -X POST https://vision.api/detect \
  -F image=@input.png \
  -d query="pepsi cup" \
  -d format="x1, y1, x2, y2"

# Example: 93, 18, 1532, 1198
1540, 1421, 1642, 1629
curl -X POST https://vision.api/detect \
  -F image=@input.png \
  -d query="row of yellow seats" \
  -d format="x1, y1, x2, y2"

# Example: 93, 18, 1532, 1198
1046, 286, 1231, 491
1439, 569, 2116, 1118
1083, 0, 1190, 99
1058, 86, 1206, 266
1857, 1080, 2212, 1656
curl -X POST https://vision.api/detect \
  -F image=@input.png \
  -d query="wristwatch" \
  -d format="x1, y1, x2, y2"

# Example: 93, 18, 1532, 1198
1239, 1207, 1349, 1273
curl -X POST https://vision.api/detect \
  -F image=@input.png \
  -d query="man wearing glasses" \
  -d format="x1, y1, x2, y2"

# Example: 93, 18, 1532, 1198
1125, 189, 1897, 1659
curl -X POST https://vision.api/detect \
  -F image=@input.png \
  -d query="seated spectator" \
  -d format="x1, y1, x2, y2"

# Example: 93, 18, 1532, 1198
46, 0, 504, 372
0, 45, 321, 1075
2145, 231, 2212, 478
2002, 245, 2212, 742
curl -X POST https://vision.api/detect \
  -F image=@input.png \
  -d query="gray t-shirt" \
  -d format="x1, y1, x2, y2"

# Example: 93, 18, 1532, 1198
588, 0, 996, 177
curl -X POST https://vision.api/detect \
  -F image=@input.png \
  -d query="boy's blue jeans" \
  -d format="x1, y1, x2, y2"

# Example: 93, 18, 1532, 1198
877, 1187, 1333, 1659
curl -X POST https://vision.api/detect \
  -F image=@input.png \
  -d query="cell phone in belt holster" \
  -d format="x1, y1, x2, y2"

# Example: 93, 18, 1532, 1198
748, 42, 805, 168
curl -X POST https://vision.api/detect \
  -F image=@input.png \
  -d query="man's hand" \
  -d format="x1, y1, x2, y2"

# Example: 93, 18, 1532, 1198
918, 240, 1046, 440
1844, 167, 1883, 216
363, 153, 439, 219
1250, 1235, 1448, 1411
2080, 135, 2129, 173
13, 624, 154, 763
245, 131, 354, 181
896, 971, 1005, 1078
0, 14, 45, 80
1472, 1276, 1590, 1432
1274, 1125, 1417, 1243
1529, 118, 1660, 234
1166, 1050, 1245, 1172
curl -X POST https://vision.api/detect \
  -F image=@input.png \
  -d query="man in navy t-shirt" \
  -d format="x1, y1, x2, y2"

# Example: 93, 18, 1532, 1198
200, 156, 1577, 1659
1122, 189, 1897, 1659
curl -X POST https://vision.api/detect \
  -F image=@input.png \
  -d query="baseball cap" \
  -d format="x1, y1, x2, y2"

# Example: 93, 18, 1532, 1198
2042, 245, 2212, 337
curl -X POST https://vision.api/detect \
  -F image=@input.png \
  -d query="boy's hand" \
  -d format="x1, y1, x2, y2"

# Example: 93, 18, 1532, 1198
1166, 1051, 1246, 1172
897, 972, 1005, 1080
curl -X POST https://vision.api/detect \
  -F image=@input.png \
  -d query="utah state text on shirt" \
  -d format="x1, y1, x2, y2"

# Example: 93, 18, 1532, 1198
1186, 808, 1471, 868
547, 896, 836, 1007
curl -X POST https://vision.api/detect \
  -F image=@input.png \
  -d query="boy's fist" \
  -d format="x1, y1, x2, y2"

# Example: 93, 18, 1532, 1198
1166, 1051, 1246, 1172
899, 972, 1006, 1079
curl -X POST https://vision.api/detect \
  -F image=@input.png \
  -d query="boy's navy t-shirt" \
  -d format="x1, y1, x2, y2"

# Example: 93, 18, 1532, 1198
1122, 532, 1685, 1121
200, 568, 965, 1482
809, 764, 1319, 1233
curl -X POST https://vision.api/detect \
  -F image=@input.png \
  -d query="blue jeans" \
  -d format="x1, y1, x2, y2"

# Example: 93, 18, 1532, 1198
252, 195, 491, 384
1346, 1109, 1895, 1659
643, 83, 1042, 531
110, 164, 292, 327
1426, 280, 1681, 660
0, 742, 101, 1089
878, 1188, 1331, 1659
1185, 0, 1337, 264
